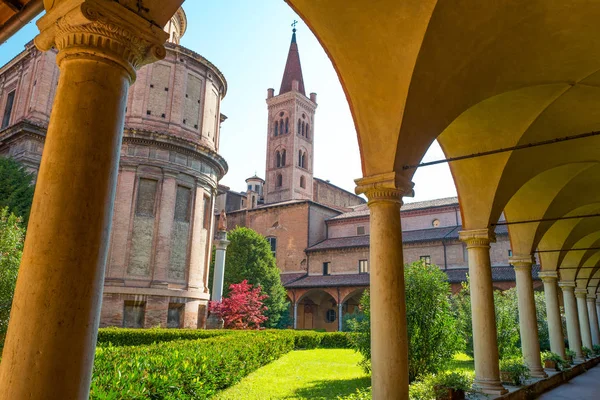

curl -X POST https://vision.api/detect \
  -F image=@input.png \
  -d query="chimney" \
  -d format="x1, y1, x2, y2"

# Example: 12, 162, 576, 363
267, 88, 274, 99
310, 92, 317, 103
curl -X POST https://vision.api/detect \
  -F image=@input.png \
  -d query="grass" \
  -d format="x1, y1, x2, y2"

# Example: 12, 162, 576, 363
447, 352, 475, 374
214, 349, 369, 400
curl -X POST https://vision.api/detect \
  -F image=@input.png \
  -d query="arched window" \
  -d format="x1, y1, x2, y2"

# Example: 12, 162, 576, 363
297, 119, 301, 134
306, 124, 310, 139
285, 117, 289, 133
279, 119, 284, 134
274, 121, 278, 136
301, 121, 305, 136
281, 149, 286, 166
300, 175, 306, 188
276, 173, 283, 187
276, 151, 281, 168
301, 152, 307, 169
298, 150, 302, 167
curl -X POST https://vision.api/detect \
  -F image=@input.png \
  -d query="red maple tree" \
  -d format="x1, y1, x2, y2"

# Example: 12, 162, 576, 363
209, 280, 269, 329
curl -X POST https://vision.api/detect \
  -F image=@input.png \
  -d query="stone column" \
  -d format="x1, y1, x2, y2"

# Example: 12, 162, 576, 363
152, 171, 178, 286
575, 288, 593, 351
510, 255, 546, 378
559, 282, 584, 361
211, 231, 230, 302
0, 2, 168, 399
539, 272, 566, 358
338, 302, 343, 332
586, 295, 600, 347
459, 229, 507, 396
293, 302, 298, 329
597, 299, 600, 335
355, 172, 413, 400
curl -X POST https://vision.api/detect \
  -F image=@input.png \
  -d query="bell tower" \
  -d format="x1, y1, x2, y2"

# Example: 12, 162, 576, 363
264, 25, 317, 204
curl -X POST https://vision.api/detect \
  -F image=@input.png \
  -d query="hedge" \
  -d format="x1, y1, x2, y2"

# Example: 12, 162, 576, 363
96, 327, 231, 347
96, 327, 352, 349
90, 331, 295, 399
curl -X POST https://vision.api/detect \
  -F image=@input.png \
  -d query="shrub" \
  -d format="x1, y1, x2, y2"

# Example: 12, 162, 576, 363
499, 358, 530, 386
582, 346, 592, 358
96, 327, 231, 347
210, 280, 268, 329
431, 371, 473, 392
90, 331, 295, 399
541, 351, 569, 371
593, 344, 600, 356
345, 290, 371, 373
565, 348, 576, 363
337, 387, 372, 400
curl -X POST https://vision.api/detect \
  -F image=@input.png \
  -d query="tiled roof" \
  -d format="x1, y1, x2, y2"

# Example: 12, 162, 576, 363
282, 265, 540, 289
306, 225, 508, 252
284, 273, 370, 288
280, 273, 306, 286
445, 265, 541, 283
329, 196, 459, 221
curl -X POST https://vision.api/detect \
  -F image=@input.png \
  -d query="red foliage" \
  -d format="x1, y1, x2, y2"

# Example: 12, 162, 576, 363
209, 280, 269, 330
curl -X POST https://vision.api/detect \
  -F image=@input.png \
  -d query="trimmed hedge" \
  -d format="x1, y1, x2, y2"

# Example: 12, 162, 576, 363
90, 331, 295, 399
96, 327, 231, 347
274, 330, 352, 349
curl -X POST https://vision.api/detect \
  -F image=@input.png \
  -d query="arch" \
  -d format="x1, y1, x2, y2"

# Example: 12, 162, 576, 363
300, 175, 306, 188
276, 173, 283, 187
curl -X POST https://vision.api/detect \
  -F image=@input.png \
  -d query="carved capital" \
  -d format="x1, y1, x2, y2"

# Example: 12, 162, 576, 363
574, 288, 588, 298
509, 254, 534, 271
558, 281, 576, 291
587, 294, 597, 302
354, 172, 414, 205
538, 271, 559, 284
35, 0, 169, 82
459, 228, 496, 248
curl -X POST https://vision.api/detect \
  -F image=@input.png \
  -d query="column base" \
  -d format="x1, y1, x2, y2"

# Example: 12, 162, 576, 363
529, 367, 548, 378
473, 379, 508, 395
206, 314, 224, 329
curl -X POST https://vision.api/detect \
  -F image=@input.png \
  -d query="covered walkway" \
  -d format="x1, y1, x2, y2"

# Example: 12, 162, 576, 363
538, 364, 600, 400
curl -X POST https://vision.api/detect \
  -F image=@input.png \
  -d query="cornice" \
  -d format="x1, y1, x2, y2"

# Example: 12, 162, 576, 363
166, 43, 227, 97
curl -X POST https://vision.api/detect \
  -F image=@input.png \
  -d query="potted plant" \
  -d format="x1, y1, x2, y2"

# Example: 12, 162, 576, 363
541, 351, 568, 371
499, 358, 531, 386
582, 346, 592, 359
432, 371, 472, 400
565, 349, 576, 364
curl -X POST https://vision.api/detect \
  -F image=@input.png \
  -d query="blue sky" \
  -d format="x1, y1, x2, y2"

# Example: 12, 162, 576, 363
0, 0, 457, 203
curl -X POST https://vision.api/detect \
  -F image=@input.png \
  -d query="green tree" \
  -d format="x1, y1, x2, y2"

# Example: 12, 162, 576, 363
0, 208, 25, 348
346, 261, 463, 381
0, 157, 34, 224
219, 227, 287, 328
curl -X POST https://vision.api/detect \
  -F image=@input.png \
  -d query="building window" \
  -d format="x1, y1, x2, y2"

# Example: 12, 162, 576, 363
254, 184, 260, 192
276, 173, 283, 187
357, 226, 365, 235
325, 309, 336, 323
300, 175, 306, 189
306, 124, 310, 139
285, 117, 289, 133
323, 262, 330, 276
203, 195, 211, 230
2, 90, 15, 129
135, 179, 158, 217
267, 237, 277, 257
279, 119, 284, 134
359, 260, 368, 274
276, 151, 281, 168
123, 302, 145, 328
508, 249, 513, 257
281, 149, 286, 166
432, 219, 440, 227
274, 121, 278, 136
420, 255, 431, 266
248, 184, 253, 191
167, 304, 183, 328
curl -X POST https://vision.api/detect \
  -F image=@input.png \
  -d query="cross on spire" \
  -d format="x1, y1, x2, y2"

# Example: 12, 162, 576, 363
292, 20, 298, 33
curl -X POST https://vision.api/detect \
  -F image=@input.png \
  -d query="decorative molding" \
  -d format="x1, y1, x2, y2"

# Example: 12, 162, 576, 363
574, 288, 589, 298
35, 0, 169, 82
458, 228, 496, 248
587, 294, 597, 301
538, 271, 559, 283
558, 280, 576, 290
354, 172, 414, 205
509, 254, 534, 270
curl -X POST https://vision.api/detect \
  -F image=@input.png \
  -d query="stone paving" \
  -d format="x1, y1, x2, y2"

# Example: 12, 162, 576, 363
537, 364, 600, 399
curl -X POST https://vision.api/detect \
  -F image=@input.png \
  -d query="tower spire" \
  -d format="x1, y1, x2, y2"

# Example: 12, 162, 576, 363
279, 21, 305, 96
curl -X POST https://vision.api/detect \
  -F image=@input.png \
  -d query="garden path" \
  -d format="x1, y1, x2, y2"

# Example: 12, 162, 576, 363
537, 364, 600, 399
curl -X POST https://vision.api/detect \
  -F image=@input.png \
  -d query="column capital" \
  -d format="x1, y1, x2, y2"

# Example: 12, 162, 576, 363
459, 228, 496, 248
509, 254, 534, 271
354, 172, 414, 205
558, 280, 576, 290
587, 294, 597, 301
574, 288, 589, 298
35, 0, 169, 82
538, 271, 559, 283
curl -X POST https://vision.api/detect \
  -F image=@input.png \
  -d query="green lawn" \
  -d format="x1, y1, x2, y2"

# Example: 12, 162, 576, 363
214, 349, 369, 400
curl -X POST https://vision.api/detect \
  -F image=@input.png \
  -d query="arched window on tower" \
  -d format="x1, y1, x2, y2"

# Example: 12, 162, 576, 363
285, 117, 289, 133
279, 119, 284, 134
297, 119, 301, 135
306, 124, 310, 139
301, 152, 307, 169
276, 151, 281, 168
274, 121, 278, 136
300, 175, 306, 189
298, 150, 302, 167
301, 121, 305, 136
276, 173, 283, 187
281, 149, 286, 166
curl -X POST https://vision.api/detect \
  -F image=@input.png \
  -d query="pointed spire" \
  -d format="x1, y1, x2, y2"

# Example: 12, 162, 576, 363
279, 23, 306, 96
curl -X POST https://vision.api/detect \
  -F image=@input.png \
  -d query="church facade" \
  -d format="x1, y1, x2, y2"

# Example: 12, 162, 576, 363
216, 30, 541, 331
0, 9, 224, 329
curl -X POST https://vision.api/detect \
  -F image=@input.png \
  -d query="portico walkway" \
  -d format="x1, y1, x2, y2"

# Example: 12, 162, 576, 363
537, 365, 600, 400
